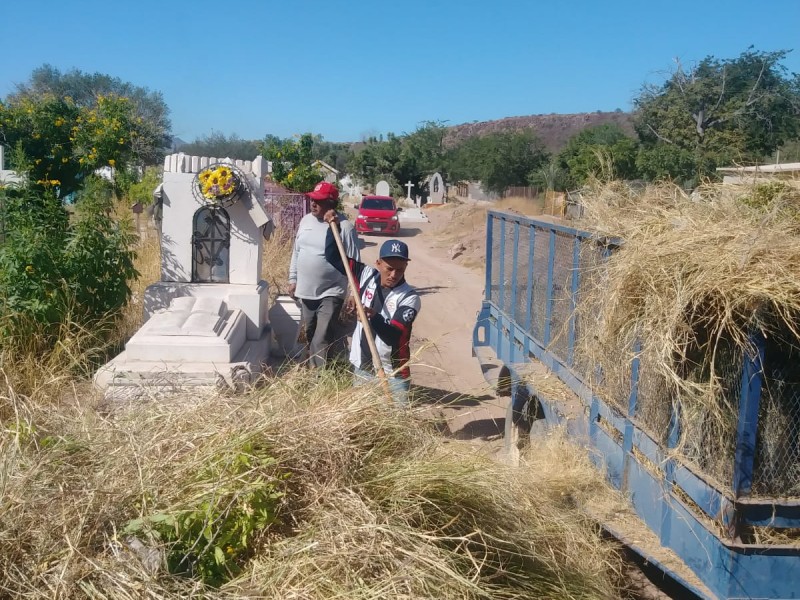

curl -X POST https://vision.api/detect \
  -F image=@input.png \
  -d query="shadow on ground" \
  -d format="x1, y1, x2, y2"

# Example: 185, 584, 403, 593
412, 384, 504, 442
414, 285, 448, 296
397, 227, 422, 237
411, 384, 489, 408
450, 417, 505, 441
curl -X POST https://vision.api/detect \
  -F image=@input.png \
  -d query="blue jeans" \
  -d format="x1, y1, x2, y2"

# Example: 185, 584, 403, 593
353, 367, 410, 407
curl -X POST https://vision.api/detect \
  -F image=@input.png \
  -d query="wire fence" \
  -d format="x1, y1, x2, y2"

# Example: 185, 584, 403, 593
487, 210, 800, 498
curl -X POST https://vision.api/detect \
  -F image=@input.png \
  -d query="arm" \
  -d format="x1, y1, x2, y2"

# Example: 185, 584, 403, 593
287, 231, 300, 295
369, 298, 420, 345
324, 211, 366, 282
340, 217, 361, 263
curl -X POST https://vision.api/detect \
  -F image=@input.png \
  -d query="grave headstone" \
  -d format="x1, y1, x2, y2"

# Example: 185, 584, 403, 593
94, 154, 290, 400
428, 172, 445, 204
375, 180, 391, 196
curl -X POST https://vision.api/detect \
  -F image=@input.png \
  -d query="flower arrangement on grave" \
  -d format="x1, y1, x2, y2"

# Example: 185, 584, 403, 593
192, 163, 247, 207
197, 165, 241, 204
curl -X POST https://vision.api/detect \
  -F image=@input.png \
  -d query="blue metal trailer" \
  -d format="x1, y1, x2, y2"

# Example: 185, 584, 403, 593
472, 210, 800, 600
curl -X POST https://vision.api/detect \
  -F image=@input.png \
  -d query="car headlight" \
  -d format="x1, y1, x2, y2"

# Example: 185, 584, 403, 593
356, 214, 365, 220
391, 215, 398, 221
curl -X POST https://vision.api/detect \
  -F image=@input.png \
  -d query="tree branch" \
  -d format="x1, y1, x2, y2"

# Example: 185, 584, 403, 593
745, 59, 768, 106
647, 124, 676, 145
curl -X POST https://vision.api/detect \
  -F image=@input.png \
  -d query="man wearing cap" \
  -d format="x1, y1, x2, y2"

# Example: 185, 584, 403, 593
323, 209, 421, 406
288, 181, 360, 368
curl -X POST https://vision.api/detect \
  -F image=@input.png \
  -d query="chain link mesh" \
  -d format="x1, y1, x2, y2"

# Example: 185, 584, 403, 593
264, 193, 309, 240
486, 213, 800, 498
753, 337, 800, 497
547, 232, 576, 359
490, 217, 502, 305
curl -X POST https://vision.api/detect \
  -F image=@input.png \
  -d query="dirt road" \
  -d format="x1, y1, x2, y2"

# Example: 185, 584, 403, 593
357, 217, 506, 444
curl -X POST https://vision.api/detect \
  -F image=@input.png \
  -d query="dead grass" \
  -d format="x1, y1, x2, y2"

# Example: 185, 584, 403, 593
0, 192, 637, 596
574, 179, 800, 494
261, 230, 295, 301
0, 367, 623, 598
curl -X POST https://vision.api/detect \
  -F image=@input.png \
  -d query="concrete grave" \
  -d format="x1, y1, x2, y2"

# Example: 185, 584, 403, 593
428, 172, 445, 204
0, 145, 25, 186
375, 180, 391, 196
95, 154, 300, 400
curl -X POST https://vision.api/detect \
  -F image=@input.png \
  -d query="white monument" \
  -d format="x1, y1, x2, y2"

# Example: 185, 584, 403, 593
339, 174, 363, 205
405, 180, 414, 202
375, 180, 391, 196
95, 153, 279, 398
428, 172, 445, 204
0, 145, 24, 186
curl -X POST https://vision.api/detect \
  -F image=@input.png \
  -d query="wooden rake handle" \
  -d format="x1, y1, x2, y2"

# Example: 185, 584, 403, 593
327, 220, 393, 401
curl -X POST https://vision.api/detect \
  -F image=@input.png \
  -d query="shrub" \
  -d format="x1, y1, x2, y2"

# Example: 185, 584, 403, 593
0, 176, 137, 351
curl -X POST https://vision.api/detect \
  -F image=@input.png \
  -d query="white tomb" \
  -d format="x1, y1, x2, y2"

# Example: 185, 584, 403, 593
428, 172, 446, 204
95, 154, 278, 398
375, 180, 391, 196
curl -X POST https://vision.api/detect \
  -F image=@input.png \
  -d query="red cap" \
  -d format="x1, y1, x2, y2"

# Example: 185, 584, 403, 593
306, 181, 339, 201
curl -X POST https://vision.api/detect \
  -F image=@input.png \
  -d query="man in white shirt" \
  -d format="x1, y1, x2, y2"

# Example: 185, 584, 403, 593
288, 181, 360, 368
324, 209, 421, 406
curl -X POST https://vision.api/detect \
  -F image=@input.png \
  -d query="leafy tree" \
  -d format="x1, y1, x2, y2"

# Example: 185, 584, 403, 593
0, 93, 158, 198
447, 130, 549, 193
310, 135, 354, 173
179, 132, 261, 161
347, 122, 449, 196
9, 64, 171, 165
260, 133, 322, 192
556, 124, 639, 188
127, 166, 163, 207
528, 158, 570, 192
634, 48, 800, 185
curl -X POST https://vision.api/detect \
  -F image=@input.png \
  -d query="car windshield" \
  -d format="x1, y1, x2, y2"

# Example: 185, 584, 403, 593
361, 198, 394, 211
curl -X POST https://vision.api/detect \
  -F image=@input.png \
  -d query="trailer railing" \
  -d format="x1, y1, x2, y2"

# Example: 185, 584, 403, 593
474, 210, 800, 600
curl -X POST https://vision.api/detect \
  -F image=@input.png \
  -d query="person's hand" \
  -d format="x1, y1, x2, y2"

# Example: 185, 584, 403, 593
323, 209, 339, 225
344, 295, 357, 315
287, 282, 296, 297
363, 305, 376, 318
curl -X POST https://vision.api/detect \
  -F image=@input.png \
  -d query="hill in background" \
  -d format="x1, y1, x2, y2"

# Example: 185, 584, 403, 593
445, 111, 635, 152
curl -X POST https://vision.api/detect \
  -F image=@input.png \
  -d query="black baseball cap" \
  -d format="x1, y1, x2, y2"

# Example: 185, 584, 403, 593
379, 239, 410, 261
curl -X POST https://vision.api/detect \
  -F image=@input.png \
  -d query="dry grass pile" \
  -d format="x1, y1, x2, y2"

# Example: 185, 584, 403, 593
0, 367, 621, 599
261, 229, 296, 301
574, 179, 800, 488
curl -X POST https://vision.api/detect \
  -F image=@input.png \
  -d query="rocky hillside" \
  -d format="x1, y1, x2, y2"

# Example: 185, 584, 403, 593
445, 111, 635, 152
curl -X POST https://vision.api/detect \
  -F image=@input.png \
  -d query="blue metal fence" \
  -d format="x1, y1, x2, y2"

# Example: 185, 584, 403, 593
475, 209, 800, 599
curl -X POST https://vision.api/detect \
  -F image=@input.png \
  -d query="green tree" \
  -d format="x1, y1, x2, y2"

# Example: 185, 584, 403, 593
634, 48, 800, 185
127, 166, 163, 207
0, 93, 158, 198
260, 133, 322, 192
447, 130, 549, 193
347, 122, 448, 196
310, 135, 354, 174
9, 64, 171, 165
556, 124, 639, 188
179, 131, 261, 160
528, 158, 570, 192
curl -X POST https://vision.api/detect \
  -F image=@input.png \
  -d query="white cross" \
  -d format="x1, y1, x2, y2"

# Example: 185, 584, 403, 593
405, 180, 413, 200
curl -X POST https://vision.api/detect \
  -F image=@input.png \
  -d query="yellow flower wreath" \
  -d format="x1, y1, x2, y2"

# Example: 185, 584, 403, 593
198, 165, 238, 201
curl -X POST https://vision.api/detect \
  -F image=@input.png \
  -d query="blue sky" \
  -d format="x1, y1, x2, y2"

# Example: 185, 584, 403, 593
2, 0, 799, 143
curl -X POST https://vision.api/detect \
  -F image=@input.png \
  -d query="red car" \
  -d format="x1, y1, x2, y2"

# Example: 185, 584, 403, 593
355, 195, 401, 235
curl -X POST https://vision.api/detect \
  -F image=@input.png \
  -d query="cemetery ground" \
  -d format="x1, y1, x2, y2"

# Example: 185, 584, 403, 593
0, 198, 663, 599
